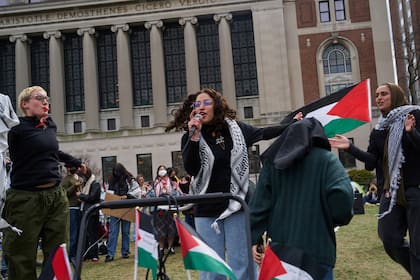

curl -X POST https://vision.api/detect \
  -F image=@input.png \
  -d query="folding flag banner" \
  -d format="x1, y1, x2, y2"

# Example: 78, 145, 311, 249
38, 244, 72, 280
135, 209, 158, 280
258, 243, 326, 280
282, 79, 371, 137
174, 217, 237, 280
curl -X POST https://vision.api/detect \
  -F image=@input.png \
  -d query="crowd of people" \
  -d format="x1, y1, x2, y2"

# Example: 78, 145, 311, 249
1, 82, 419, 280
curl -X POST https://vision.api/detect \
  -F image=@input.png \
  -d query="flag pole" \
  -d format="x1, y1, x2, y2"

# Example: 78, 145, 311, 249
133, 207, 140, 280
186, 269, 192, 280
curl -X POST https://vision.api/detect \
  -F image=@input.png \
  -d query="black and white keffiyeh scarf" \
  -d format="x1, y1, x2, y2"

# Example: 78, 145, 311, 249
375, 105, 420, 218
191, 119, 249, 233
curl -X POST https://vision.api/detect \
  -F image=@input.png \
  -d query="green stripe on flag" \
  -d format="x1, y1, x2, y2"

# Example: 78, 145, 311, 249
324, 118, 366, 138
137, 247, 157, 279
184, 251, 237, 280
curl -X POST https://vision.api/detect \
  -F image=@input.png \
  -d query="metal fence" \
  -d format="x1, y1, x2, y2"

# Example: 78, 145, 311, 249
73, 193, 254, 280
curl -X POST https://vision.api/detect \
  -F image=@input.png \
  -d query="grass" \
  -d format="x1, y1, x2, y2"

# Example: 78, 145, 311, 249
77, 205, 410, 279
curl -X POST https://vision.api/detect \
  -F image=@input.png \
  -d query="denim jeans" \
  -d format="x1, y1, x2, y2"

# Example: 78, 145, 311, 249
69, 208, 81, 259
106, 217, 130, 258
1, 251, 6, 274
322, 265, 334, 280
195, 211, 256, 280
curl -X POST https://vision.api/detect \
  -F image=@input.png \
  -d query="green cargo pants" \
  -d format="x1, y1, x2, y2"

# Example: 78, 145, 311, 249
3, 185, 69, 280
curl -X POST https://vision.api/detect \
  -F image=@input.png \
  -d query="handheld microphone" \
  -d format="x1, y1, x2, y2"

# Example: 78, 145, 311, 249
190, 113, 202, 135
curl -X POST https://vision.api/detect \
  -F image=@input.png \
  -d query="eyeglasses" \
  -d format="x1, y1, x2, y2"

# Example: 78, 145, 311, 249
31, 95, 50, 102
192, 99, 213, 108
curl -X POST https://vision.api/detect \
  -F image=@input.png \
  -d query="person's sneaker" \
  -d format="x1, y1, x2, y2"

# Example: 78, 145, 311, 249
104, 255, 114, 262
91, 257, 99, 262
168, 247, 175, 255
122, 254, 129, 259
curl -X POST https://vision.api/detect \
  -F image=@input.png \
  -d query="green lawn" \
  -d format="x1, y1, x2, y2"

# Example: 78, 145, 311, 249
78, 205, 410, 279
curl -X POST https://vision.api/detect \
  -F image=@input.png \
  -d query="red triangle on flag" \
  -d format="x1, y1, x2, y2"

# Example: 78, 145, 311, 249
258, 246, 287, 280
175, 218, 200, 258
51, 245, 72, 280
327, 79, 370, 122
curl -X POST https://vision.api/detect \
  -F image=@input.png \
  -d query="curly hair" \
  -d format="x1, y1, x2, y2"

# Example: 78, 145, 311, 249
165, 88, 236, 135
165, 92, 199, 132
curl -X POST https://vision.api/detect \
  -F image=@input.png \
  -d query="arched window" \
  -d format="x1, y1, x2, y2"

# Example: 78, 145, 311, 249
323, 44, 351, 74
322, 43, 353, 95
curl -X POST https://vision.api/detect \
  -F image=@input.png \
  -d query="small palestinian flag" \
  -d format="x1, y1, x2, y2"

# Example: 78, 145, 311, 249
283, 79, 371, 137
38, 244, 72, 280
258, 243, 326, 280
135, 209, 158, 280
174, 217, 237, 280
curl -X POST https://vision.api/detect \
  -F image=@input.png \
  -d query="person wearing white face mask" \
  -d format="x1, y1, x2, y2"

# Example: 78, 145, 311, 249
147, 165, 182, 256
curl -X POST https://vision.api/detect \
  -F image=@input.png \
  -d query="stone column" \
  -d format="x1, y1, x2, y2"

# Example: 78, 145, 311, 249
43, 31, 65, 133
144, 20, 167, 127
111, 24, 133, 129
214, 13, 236, 109
9, 34, 30, 110
179, 17, 200, 94
77, 27, 100, 132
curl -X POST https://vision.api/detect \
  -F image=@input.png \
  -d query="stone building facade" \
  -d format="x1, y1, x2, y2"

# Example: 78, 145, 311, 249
0, 0, 414, 182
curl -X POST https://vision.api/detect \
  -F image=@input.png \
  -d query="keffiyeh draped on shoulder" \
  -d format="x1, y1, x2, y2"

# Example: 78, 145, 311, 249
375, 105, 420, 218
191, 118, 249, 233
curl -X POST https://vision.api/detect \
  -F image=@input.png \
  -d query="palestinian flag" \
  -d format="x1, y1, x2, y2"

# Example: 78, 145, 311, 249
258, 243, 326, 280
174, 217, 237, 280
135, 209, 158, 280
283, 79, 371, 137
38, 244, 72, 280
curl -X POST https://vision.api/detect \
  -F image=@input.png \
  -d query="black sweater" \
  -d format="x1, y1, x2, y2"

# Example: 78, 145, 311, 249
182, 120, 292, 217
8, 116, 82, 191
347, 109, 420, 192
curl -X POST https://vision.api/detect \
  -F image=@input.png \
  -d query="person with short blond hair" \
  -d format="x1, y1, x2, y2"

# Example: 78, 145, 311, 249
3, 86, 85, 280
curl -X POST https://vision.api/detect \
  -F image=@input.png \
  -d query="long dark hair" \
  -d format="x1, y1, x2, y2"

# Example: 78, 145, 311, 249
109, 162, 133, 186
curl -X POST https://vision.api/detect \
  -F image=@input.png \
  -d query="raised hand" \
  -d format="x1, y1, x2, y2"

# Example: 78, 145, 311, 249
405, 113, 416, 132
328, 134, 351, 150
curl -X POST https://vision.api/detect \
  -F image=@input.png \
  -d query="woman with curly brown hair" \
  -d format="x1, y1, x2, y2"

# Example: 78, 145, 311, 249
167, 88, 302, 280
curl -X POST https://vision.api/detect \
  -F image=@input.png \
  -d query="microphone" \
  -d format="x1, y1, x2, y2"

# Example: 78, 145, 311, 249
189, 113, 202, 136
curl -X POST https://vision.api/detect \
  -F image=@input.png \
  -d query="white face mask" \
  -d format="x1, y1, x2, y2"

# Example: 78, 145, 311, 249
158, 170, 167, 177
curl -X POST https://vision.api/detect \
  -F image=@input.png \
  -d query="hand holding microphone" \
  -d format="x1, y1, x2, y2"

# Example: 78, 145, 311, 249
189, 113, 202, 139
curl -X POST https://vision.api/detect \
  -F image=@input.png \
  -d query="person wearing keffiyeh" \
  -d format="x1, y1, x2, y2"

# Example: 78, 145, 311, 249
166, 88, 303, 280
329, 82, 420, 279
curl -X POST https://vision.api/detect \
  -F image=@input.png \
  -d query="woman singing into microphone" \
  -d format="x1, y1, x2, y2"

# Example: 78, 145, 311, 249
166, 88, 302, 280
